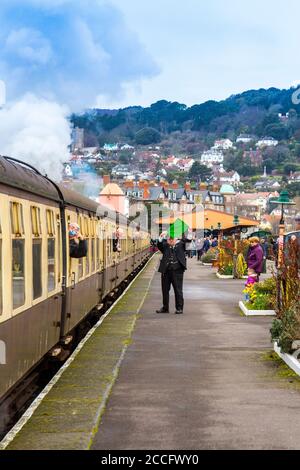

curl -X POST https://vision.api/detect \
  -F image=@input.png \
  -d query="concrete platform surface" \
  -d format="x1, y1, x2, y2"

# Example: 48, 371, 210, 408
5, 257, 300, 450
92, 260, 300, 450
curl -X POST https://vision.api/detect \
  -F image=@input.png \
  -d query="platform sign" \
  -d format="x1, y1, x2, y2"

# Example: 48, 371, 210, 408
168, 218, 189, 239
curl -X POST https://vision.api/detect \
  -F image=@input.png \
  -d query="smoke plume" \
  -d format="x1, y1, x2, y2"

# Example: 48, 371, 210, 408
0, 94, 71, 180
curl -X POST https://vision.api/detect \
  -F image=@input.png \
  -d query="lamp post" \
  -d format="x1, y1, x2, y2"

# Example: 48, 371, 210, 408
217, 222, 223, 245
270, 190, 295, 311
233, 215, 240, 279
270, 190, 295, 268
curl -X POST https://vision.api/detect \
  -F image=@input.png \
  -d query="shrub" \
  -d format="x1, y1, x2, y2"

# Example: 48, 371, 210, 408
236, 253, 247, 279
219, 263, 233, 275
201, 248, 218, 264
271, 302, 300, 353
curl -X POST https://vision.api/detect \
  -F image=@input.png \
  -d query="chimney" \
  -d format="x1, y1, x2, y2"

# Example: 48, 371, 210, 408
185, 181, 191, 191
172, 180, 179, 189
103, 175, 111, 186
144, 181, 150, 200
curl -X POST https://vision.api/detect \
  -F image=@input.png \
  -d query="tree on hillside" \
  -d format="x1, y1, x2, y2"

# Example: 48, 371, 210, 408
287, 182, 300, 197
189, 162, 212, 181
283, 162, 300, 175
135, 127, 161, 145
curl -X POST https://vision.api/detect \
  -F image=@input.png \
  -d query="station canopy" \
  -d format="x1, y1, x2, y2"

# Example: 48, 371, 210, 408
157, 208, 259, 231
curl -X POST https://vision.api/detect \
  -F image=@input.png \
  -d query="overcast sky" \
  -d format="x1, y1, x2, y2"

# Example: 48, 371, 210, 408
1, 0, 300, 110
107, 0, 300, 108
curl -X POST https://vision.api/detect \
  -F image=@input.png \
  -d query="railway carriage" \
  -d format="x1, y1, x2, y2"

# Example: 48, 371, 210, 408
0, 156, 150, 427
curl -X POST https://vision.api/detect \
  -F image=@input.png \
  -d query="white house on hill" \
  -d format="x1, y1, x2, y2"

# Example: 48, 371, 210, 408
256, 137, 278, 148
213, 139, 233, 150
201, 149, 224, 165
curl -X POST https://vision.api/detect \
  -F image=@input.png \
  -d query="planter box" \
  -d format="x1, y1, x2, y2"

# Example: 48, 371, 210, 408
216, 272, 234, 279
274, 342, 300, 377
239, 300, 276, 317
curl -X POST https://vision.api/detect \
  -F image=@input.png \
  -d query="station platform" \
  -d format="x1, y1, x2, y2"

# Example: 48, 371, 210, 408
3, 255, 300, 450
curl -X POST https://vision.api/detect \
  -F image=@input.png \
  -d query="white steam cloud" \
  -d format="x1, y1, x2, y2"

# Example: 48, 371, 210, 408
0, 94, 71, 180
0, 0, 159, 183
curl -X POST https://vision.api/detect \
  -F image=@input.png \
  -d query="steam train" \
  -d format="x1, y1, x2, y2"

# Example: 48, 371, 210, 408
0, 156, 150, 424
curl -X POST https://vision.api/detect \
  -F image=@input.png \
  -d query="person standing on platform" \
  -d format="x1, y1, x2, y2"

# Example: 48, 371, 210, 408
203, 236, 211, 253
211, 237, 218, 248
246, 237, 264, 281
196, 238, 204, 261
156, 231, 190, 315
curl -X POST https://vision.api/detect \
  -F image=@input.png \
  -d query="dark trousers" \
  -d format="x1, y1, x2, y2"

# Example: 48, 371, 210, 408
161, 268, 184, 311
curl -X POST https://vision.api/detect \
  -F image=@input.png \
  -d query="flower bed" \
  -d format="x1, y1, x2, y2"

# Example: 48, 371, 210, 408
201, 248, 218, 266
216, 272, 234, 279
270, 239, 300, 356
240, 277, 276, 316
239, 300, 275, 316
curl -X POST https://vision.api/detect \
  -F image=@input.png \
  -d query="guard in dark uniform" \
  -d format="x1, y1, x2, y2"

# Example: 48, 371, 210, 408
156, 233, 189, 314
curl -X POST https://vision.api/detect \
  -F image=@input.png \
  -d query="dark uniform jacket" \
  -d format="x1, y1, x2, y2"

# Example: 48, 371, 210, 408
157, 239, 188, 274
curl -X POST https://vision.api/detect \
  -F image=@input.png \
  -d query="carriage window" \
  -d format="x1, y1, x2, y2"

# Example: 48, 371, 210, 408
12, 239, 25, 309
31, 207, 41, 236
85, 218, 90, 275
91, 238, 96, 272
46, 209, 56, 292
56, 215, 61, 284
48, 238, 55, 292
31, 207, 42, 300
33, 239, 42, 299
91, 220, 96, 272
46, 209, 55, 236
78, 257, 83, 279
11, 202, 25, 309
0, 239, 2, 315
10, 202, 24, 235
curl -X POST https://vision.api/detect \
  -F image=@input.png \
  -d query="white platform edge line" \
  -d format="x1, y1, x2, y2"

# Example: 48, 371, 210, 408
0, 254, 156, 451
274, 342, 300, 376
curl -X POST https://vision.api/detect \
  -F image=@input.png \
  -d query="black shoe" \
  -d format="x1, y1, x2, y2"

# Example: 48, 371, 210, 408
156, 308, 169, 314
175, 310, 183, 314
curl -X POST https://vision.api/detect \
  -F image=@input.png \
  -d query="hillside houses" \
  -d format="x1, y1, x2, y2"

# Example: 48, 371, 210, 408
256, 137, 279, 148
236, 134, 257, 144
201, 149, 224, 166
212, 139, 233, 150
161, 156, 195, 172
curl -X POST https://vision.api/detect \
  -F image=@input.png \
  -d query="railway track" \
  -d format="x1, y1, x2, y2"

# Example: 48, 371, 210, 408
0, 257, 150, 441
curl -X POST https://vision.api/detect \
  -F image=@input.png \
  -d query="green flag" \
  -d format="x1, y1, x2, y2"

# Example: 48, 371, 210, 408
168, 218, 189, 239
